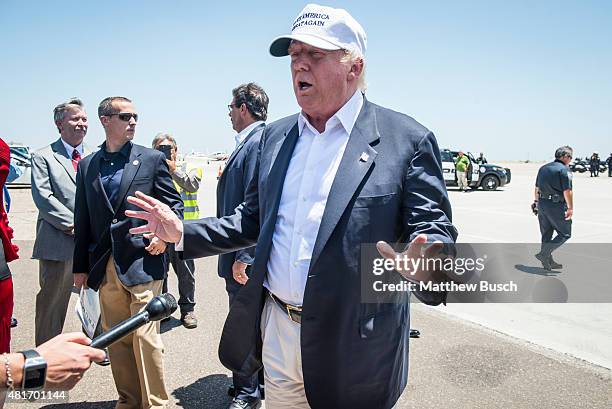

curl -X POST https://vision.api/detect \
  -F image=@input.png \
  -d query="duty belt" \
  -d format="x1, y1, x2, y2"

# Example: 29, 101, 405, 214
269, 292, 302, 324
539, 193, 564, 203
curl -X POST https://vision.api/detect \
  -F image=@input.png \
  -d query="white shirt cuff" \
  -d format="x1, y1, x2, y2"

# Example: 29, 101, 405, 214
175, 230, 185, 251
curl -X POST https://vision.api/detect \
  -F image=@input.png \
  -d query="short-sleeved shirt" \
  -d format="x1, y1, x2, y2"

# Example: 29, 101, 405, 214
455, 155, 470, 172
536, 159, 572, 195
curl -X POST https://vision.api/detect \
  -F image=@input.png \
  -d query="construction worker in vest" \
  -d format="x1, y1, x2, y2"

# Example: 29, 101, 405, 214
152, 133, 201, 328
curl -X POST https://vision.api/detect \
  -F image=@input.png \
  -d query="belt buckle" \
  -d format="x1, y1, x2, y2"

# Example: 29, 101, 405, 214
286, 304, 302, 324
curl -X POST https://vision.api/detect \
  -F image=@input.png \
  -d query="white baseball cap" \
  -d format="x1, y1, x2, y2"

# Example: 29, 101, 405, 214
269, 3, 367, 57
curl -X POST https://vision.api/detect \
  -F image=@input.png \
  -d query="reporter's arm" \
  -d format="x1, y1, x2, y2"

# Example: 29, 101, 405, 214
1, 333, 105, 391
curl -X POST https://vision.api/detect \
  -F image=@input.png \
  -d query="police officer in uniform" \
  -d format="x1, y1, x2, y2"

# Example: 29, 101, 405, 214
534, 146, 573, 270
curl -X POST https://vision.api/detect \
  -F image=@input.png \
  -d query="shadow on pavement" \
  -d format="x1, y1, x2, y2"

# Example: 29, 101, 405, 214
173, 373, 233, 408
515, 264, 561, 277
41, 401, 115, 409
161, 316, 183, 334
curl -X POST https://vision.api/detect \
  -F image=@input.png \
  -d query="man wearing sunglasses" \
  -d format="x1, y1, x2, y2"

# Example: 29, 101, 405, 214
73, 96, 183, 409
221, 83, 269, 409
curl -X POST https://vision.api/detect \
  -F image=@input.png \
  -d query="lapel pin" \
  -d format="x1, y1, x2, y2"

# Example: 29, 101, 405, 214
133, 160, 139, 166
359, 152, 369, 162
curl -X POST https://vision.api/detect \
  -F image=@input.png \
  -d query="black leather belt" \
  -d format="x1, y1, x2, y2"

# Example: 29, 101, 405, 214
269, 292, 302, 324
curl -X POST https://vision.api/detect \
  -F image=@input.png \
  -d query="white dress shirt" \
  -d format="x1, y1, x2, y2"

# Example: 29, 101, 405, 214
176, 92, 363, 294
265, 91, 364, 305
235, 120, 265, 148
61, 139, 83, 160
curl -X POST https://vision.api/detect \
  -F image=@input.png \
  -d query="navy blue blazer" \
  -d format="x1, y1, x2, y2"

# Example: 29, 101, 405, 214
73, 143, 183, 290
183, 99, 457, 408
216, 123, 264, 280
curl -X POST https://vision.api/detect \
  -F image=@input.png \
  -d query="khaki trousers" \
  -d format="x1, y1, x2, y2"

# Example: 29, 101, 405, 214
100, 256, 168, 409
457, 171, 468, 190
261, 296, 311, 409
260, 296, 397, 409
35, 259, 74, 346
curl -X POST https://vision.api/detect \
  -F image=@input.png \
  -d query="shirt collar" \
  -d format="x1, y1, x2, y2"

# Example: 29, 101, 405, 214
298, 90, 364, 136
61, 138, 83, 158
101, 141, 132, 160
235, 121, 265, 147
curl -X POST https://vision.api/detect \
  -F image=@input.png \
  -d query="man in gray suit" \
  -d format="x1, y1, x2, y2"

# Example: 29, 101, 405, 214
31, 98, 91, 346
219, 83, 268, 409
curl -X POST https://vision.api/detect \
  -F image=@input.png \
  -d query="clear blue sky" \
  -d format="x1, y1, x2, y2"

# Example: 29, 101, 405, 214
1, 0, 610, 161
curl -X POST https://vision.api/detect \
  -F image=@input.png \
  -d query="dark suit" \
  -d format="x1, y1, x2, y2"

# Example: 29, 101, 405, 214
216, 124, 264, 283
73, 142, 182, 408
216, 123, 265, 402
182, 99, 457, 408
73, 143, 183, 290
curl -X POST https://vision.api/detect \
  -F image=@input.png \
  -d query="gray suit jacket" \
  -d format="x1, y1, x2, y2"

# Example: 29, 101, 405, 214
31, 138, 92, 261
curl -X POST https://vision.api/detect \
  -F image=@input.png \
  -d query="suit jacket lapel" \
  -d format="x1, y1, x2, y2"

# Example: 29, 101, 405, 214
225, 123, 266, 169
114, 145, 142, 214
261, 122, 300, 227
51, 139, 77, 183
309, 100, 380, 271
88, 152, 114, 214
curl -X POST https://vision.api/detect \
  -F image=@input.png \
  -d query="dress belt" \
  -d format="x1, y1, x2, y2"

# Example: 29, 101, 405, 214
268, 292, 302, 324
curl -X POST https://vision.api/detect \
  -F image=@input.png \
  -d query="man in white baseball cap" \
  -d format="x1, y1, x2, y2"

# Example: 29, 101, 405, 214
126, 3, 456, 409
269, 3, 367, 57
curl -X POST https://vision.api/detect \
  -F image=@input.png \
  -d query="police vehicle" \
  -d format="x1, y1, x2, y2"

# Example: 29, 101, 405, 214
8, 143, 32, 187
440, 149, 511, 191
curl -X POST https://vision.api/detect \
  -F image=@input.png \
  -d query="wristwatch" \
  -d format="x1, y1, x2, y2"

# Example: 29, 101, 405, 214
19, 350, 47, 390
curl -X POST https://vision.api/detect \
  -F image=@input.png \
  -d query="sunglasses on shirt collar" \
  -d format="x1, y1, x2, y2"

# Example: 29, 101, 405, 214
107, 112, 139, 122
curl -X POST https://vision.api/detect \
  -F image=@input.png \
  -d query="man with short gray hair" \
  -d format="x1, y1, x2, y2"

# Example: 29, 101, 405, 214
534, 145, 574, 270
31, 98, 92, 345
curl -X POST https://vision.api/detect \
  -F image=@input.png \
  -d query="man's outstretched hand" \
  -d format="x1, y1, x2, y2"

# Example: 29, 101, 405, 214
376, 234, 448, 284
126, 191, 183, 243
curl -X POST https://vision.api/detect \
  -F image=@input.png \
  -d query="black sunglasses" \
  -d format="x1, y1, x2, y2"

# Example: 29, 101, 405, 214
227, 102, 245, 112
108, 112, 139, 122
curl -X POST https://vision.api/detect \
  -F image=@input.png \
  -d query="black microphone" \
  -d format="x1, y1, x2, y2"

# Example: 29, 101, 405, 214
91, 293, 177, 349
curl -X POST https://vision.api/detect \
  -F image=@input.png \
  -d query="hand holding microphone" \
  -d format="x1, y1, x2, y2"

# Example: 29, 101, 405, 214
91, 293, 177, 349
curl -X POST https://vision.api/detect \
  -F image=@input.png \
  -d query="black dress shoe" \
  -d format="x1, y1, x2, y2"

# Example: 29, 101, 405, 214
535, 253, 551, 271
227, 385, 265, 400
227, 398, 262, 409
549, 258, 563, 269
409, 328, 420, 338
10, 317, 17, 328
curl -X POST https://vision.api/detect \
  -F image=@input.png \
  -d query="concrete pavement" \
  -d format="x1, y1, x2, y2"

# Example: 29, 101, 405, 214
4, 160, 611, 408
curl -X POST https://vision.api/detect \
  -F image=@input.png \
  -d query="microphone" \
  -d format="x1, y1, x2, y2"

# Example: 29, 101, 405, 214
91, 293, 177, 349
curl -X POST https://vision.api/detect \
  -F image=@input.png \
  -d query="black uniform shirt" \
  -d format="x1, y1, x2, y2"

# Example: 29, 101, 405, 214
536, 159, 572, 195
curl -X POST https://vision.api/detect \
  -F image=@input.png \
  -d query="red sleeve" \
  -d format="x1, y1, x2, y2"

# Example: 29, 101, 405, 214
0, 138, 19, 262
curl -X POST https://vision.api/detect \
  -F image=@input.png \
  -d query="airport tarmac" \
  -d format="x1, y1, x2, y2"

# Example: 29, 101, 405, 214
4, 160, 612, 408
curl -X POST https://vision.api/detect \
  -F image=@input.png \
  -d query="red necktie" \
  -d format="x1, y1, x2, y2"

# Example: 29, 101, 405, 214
72, 149, 81, 171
